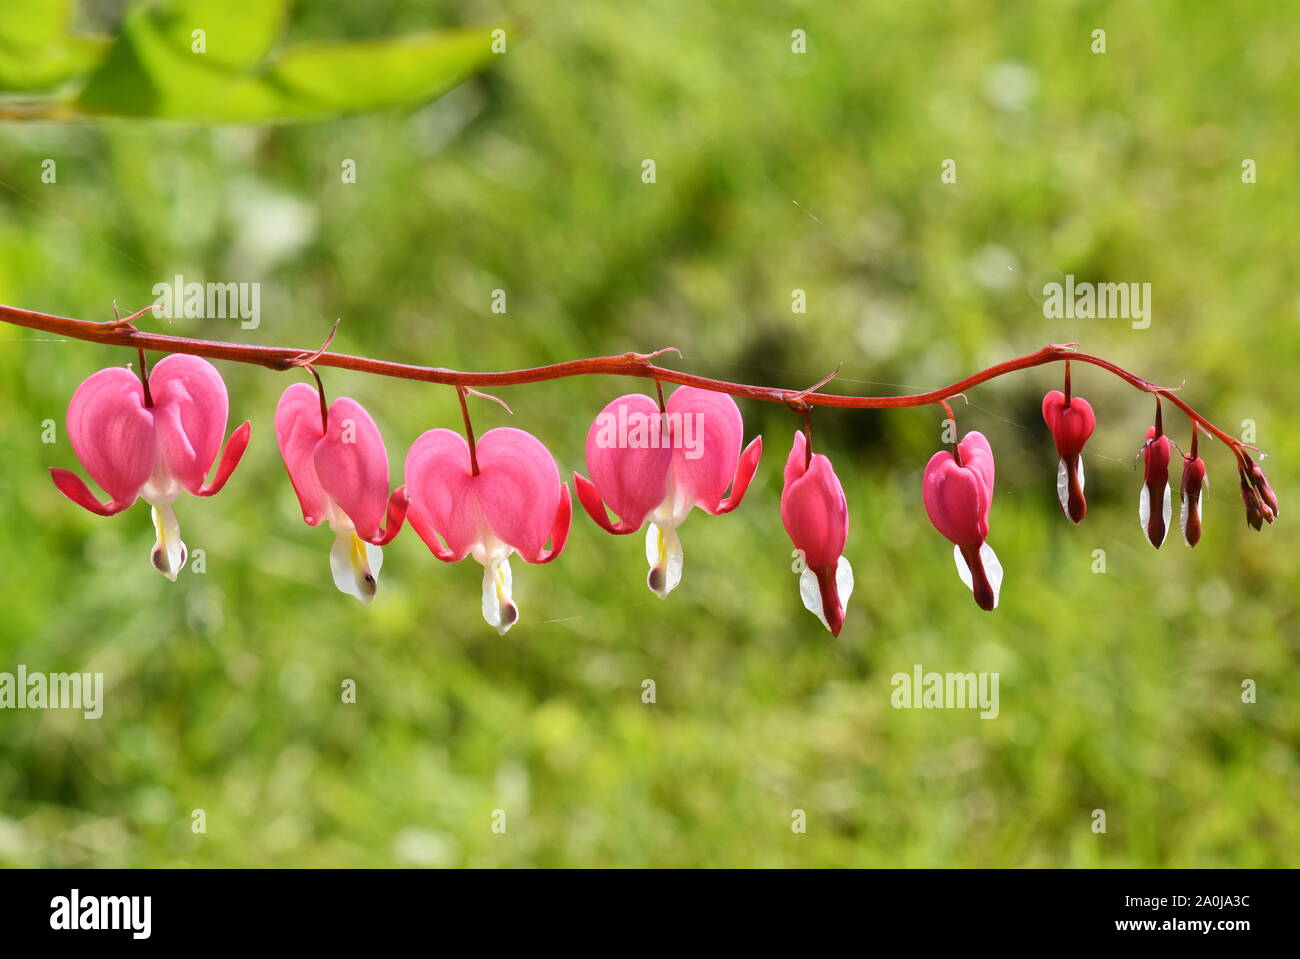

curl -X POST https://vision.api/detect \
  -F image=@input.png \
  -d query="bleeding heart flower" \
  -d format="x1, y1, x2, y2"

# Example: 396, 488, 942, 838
1139, 423, 1172, 549
404, 427, 571, 634
780, 431, 853, 635
275, 383, 407, 603
50, 355, 251, 580
923, 430, 1002, 611
573, 386, 761, 598
1041, 388, 1095, 524
1179, 437, 1207, 548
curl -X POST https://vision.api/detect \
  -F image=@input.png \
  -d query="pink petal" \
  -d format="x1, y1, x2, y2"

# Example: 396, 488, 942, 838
314, 397, 391, 540
370, 485, 409, 547
665, 386, 742, 512
574, 471, 637, 534
196, 420, 251, 497
148, 355, 230, 494
956, 431, 996, 509
707, 435, 762, 515
476, 427, 564, 562
275, 383, 329, 526
64, 366, 155, 509
783, 429, 809, 487
50, 468, 135, 516
584, 393, 673, 529
403, 428, 479, 561
922, 450, 988, 547
1041, 391, 1096, 459
530, 484, 572, 564
780, 432, 848, 567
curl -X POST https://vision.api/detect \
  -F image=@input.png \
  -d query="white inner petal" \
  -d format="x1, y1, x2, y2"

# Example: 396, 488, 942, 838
645, 521, 684, 599
1181, 487, 1203, 547
798, 566, 826, 629
797, 556, 853, 632
953, 542, 1002, 609
1058, 458, 1085, 518
480, 554, 518, 635
835, 554, 854, 611
1160, 482, 1171, 543
1138, 483, 1151, 531
330, 529, 383, 604
150, 502, 187, 581
653, 467, 693, 529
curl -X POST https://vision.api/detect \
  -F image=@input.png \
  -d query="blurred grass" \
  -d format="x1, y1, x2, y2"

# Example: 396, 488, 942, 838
0, 0, 1297, 866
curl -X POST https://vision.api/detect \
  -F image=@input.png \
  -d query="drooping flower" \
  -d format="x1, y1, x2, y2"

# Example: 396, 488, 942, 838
50, 355, 251, 579
1041, 388, 1096, 524
275, 383, 407, 603
923, 430, 1002, 611
1178, 435, 1207, 547
404, 427, 571, 634
573, 386, 762, 598
1139, 415, 1172, 549
780, 430, 852, 635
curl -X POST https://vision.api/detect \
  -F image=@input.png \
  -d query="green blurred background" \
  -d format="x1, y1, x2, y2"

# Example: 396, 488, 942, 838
1, 0, 1297, 867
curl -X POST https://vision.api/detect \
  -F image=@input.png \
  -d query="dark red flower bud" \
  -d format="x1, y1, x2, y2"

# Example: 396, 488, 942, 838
1238, 467, 1265, 531
1179, 453, 1207, 547
1241, 452, 1278, 523
1041, 389, 1095, 524
1140, 424, 1172, 548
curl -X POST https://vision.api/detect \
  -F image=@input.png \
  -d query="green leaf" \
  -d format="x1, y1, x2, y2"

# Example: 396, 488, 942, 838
72, 0, 506, 123
143, 0, 288, 71
257, 31, 503, 118
0, 37, 107, 93
0, 0, 74, 49
0, 0, 107, 93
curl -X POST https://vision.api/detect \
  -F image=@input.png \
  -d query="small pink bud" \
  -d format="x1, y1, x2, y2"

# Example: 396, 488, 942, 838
923, 431, 1001, 611
780, 431, 852, 635
1041, 389, 1095, 524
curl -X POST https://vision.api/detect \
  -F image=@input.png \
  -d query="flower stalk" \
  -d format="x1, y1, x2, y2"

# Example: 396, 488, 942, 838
0, 302, 1247, 456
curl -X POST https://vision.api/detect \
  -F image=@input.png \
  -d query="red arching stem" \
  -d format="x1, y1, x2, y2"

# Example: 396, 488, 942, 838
0, 301, 1249, 458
